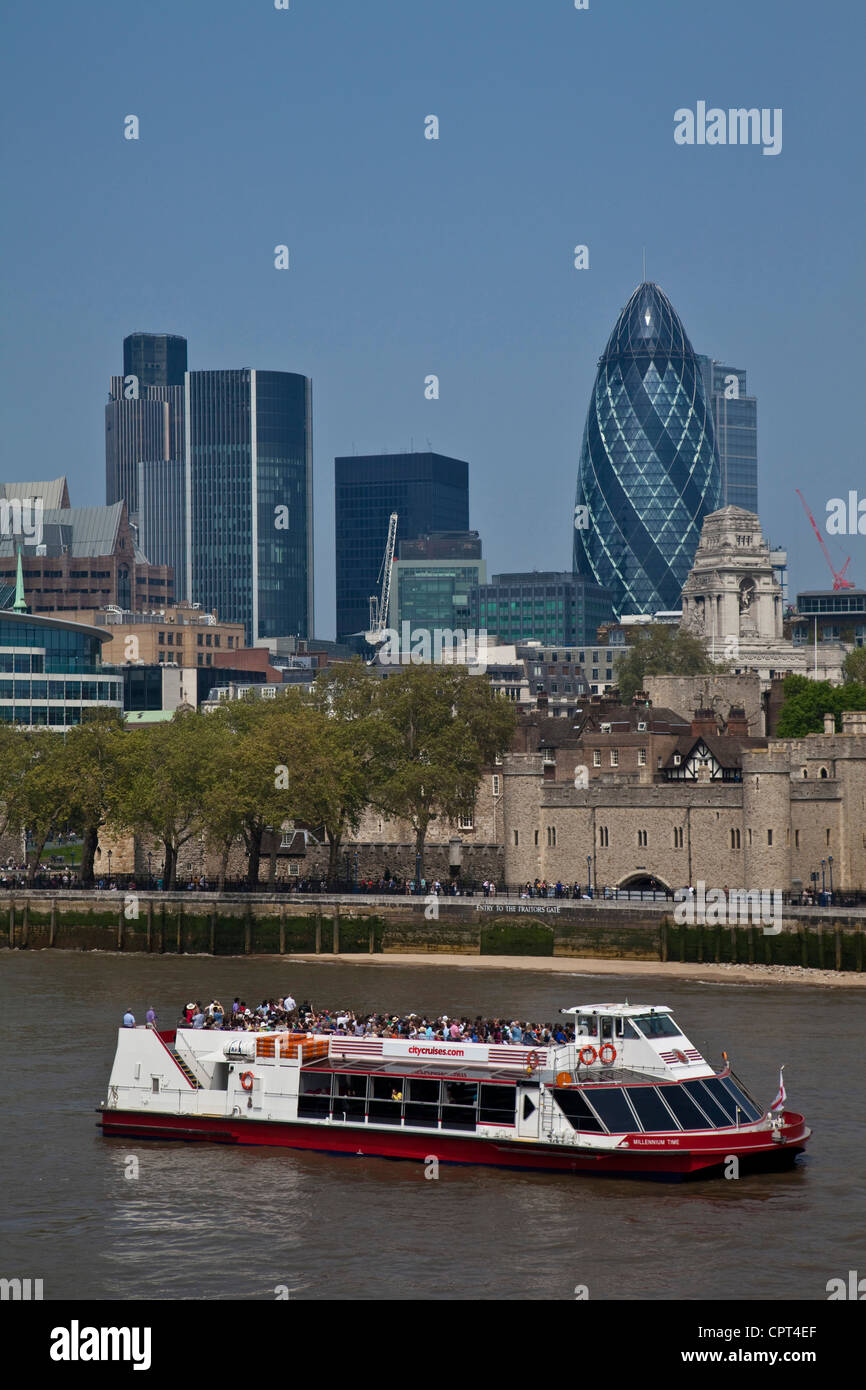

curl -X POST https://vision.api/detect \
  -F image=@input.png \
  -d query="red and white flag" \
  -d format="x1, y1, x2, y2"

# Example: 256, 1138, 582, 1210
770, 1066, 786, 1112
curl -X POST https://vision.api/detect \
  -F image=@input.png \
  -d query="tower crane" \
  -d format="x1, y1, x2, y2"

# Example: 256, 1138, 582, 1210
795, 490, 855, 591
365, 512, 398, 647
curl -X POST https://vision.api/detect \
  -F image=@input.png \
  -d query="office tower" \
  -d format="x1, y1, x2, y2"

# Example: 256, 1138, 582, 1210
697, 356, 758, 512
334, 451, 469, 641
138, 459, 187, 602
185, 369, 313, 644
391, 532, 484, 632
478, 571, 613, 647
105, 333, 187, 525
574, 283, 722, 616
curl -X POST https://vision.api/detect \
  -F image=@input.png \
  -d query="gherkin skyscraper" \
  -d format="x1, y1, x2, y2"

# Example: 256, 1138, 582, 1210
574, 283, 722, 616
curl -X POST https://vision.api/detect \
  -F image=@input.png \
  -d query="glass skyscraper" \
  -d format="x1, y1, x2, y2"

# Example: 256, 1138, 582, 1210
697, 356, 758, 513
574, 283, 722, 616
105, 333, 187, 526
334, 452, 469, 641
478, 572, 612, 647
185, 370, 313, 644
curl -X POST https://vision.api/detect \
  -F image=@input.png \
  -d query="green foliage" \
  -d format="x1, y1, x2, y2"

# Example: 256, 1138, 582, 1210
775, 673, 866, 737
616, 624, 723, 702
842, 647, 866, 685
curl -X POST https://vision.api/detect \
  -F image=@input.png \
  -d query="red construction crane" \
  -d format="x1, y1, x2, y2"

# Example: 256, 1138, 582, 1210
795, 489, 856, 591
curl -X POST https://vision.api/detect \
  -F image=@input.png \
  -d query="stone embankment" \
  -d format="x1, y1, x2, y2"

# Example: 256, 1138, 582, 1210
2, 891, 863, 977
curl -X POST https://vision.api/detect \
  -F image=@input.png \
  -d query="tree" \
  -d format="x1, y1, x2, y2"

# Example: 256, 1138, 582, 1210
775, 674, 866, 738
14, 730, 81, 882
112, 711, 216, 889
369, 664, 517, 882
842, 648, 866, 685
62, 710, 127, 885
615, 625, 722, 703
0, 724, 29, 856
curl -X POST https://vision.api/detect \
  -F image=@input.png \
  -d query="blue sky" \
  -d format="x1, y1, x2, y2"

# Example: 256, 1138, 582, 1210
2, 0, 863, 635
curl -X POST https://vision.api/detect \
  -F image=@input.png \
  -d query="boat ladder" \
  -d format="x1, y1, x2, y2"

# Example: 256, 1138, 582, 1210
169, 1047, 203, 1089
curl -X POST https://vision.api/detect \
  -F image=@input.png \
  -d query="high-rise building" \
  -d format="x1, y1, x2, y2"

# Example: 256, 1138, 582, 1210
574, 282, 722, 616
334, 451, 469, 641
391, 532, 484, 632
105, 333, 187, 526
697, 356, 758, 512
477, 571, 613, 647
138, 459, 186, 602
185, 370, 313, 645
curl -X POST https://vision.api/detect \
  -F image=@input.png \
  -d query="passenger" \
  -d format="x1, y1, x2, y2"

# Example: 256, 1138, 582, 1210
146, 1005, 157, 1027
122, 1009, 136, 1028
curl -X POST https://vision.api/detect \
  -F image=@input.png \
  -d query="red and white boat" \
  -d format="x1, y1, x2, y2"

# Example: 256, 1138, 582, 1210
98, 1003, 811, 1178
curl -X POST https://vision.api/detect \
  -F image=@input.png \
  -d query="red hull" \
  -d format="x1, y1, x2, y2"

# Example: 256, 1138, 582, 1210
99, 1108, 810, 1178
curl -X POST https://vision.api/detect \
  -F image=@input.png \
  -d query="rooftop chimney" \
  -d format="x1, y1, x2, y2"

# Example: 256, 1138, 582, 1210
691, 708, 717, 738
823, 712, 836, 735
726, 706, 749, 737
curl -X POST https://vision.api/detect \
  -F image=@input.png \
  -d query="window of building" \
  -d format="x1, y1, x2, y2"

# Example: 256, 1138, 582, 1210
673, 827, 683, 848
826, 829, 831, 846
731, 828, 741, 849
593, 750, 601, 767
637, 829, 647, 847
795, 829, 800, 849
638, 748, 647, 766
513, 830, 519, 846
767, 829, 773, 846
492, 774, 501, 796
598, 826, 609, 847
610, 750, 619, 766
534, 829, 539, 846
457, 813, 474, 831
197, 634, 203, 646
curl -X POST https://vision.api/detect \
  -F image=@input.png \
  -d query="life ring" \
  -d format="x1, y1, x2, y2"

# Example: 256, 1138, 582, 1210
526, 1050, 541, 1071
578, 1045, 597, 1067
240, 1071, 255, 1092
555, 1071, 573, 1087
599, 1043, 617, 1065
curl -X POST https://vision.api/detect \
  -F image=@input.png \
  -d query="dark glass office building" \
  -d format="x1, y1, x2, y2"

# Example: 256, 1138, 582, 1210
105, 333, 187, 526
697, 356, 758, 513
0, 611, 122, 727
186, 370, 313, 644
138, 458, 187, 602
478, 571, 613, 647
335, 452, 469, 640
574, 283, 722, 616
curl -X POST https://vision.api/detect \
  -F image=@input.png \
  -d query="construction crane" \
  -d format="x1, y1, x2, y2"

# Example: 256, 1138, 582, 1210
795, 489, 855, 591
365, 512, 398, 647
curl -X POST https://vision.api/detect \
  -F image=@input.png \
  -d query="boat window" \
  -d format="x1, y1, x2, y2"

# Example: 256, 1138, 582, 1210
718, 1076, 763, 1123
615, 1018, 639, 1039
583, 1087, 637, 1134
576, 1014, 598, 1038
626, 1086, 680, 1132
298, 1071, 331, 1118
332, 1073, 367, 1122
552, 1088, 604, 1133
408, 1077, 441, 1104
600, 1017, 614, 1041
369, 1075, 405, 1125
631, 1013, 681, 1039
659, 1084, 713, 1131
444, 1082, 478, 1107
685, 1080, 734, 1128
479, 1084, 515, 1125
698, 1077, 742, 1124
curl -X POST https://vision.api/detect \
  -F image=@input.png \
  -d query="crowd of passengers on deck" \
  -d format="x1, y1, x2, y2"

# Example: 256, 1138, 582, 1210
154, 998, 581, 1045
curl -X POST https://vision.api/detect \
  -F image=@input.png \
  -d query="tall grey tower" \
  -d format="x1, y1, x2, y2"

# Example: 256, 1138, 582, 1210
105, 332, 187, 528
185, 369, 313, 643
697, 356, 758, 514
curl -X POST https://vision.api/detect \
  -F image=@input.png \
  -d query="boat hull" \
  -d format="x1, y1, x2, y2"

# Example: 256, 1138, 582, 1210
99, 1108, 810, 1179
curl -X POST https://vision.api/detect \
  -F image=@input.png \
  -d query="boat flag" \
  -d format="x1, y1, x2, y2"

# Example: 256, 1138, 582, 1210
770, 1066, 786, 1112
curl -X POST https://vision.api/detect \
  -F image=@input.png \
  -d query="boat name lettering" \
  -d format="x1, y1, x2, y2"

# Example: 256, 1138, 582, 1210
407, 1045, 466, 1057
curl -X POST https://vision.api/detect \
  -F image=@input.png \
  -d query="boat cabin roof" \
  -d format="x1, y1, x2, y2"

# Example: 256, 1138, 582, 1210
561, 1004, 673, 1018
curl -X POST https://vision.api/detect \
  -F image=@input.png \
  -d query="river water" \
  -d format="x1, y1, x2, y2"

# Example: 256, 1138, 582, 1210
1, 952, 862, 1301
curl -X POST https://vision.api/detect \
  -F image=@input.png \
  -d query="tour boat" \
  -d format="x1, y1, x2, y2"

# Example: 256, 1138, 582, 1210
98, 1003, 811, 1178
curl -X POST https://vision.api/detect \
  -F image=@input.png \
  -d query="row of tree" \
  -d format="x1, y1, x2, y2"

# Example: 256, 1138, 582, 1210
0, 663, 517, 889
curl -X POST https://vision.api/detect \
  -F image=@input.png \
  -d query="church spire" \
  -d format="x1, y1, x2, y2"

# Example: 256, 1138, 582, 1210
13, 545, 27, 612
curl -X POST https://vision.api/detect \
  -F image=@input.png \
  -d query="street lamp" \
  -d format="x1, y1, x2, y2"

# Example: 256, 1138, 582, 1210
107, 849, 112, 881
828, 855, 834, 899
821, 859, 826, 895
586, 854, 592, 899
415, 852, 421, 894
353, 851, 358, 891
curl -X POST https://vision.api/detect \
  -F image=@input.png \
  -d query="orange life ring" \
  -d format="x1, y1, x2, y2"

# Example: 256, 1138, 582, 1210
599, 1043, 617, 1065
578, 1045, 597, 1067
526, 1050, 541, 1071
555, 1071, 573, 1087
240, 1071, 255, 1091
